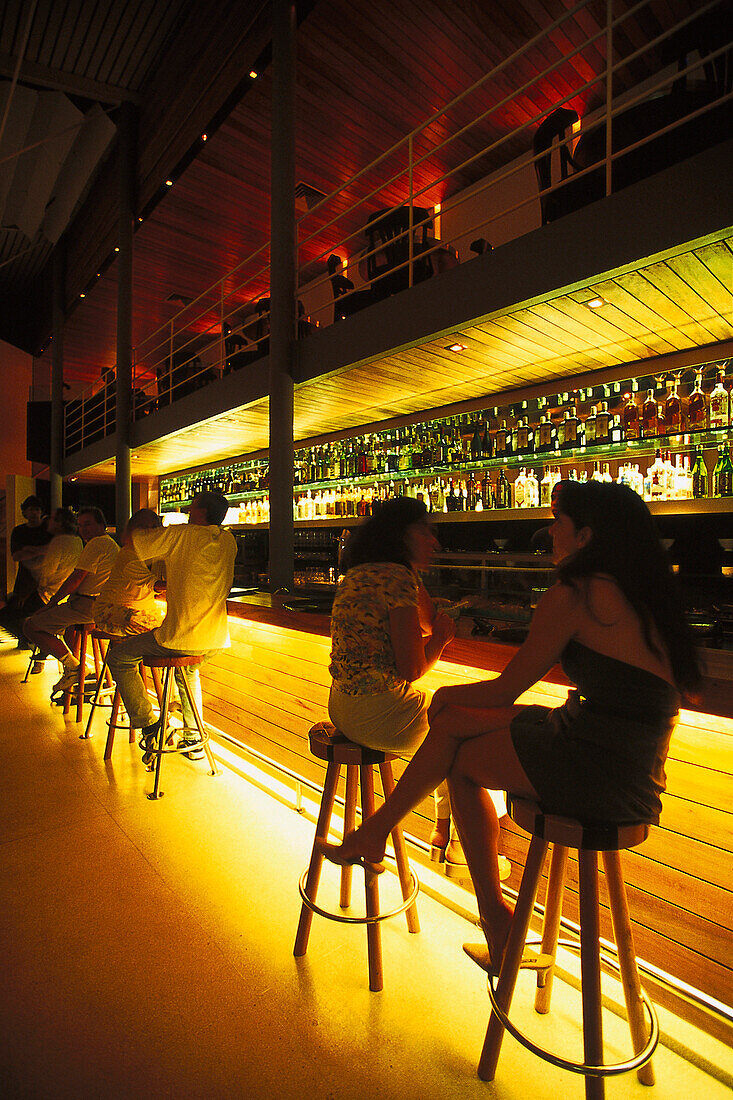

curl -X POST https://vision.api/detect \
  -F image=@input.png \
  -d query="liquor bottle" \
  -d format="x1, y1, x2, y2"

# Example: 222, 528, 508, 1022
591, 460, 602, 481
470, 418, 483, 461
621, 392, 640, 441
536, 415, 555, 452
494, 420, 511, 457
663, 377, 683, 435
466, 473, 478, 510
715, 444, 733, 496
496, 466, 511, 508
540, 466, 553, 507
480, 469, 494, 510
480, 419, 493, 459
524, 468, 539, 507
513, 417, 533, 454
709, 370, 730, 429
691, 448, 708, 498
595, 401, 611, 445
513, 468, 527, 508
687, 370, 706, 430
560, 405, 582, 450
585, 406, 597, 445
641, 389, 659, 438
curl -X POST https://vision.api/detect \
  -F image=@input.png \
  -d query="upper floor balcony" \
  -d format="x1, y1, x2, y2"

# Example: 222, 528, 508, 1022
61, 0, 733, 480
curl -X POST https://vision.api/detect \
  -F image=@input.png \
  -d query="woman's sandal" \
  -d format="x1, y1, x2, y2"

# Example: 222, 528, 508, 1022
462, 941, 549, 978
316, 838, 385, 876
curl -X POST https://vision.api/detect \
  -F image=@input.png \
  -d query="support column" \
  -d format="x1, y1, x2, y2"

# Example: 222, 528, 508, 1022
269, 0, 296, 590
115, 101, 136, 537
50, 247, 65, 511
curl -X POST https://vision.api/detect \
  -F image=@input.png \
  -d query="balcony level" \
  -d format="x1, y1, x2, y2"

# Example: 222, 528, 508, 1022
65, 138, 733, 483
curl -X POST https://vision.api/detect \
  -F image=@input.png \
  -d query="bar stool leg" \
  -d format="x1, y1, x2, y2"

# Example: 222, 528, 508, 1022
148, 667, 173, 800
360, 764, 383, 992
150, 666, 164, 708
534, 843, 569, 1013
81, 644, 111, 740
22, 646, 39, 683
478, 835, 549, 1081
179, 673, 220, 776
104, 688, 123, 760
579, 849, 604, 1100
75, 627, 90, 724
379, 761, 419, 934
63, 627, 80, 717
294, 760, 341, 956
340, 764, 358, 909
602, 850, 655, 1086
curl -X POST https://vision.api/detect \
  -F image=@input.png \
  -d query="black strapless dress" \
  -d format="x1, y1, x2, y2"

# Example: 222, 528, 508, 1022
510, 639, 680, 825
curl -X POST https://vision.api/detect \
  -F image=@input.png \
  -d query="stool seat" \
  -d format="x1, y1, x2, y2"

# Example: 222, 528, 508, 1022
508, 797, 650, 852
478, 796, 658, 1098
143, 654, 203, 668
294, 720, 420, 991
308, 721, 395, 765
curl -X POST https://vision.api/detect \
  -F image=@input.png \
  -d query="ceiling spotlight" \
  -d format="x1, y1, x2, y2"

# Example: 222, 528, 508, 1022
249, 70, 258, 79
114, 246, 119, 252
445, 342, 467, 353
585, 296, 606, 309
201, 133, 208, 142
165, 179, 173, 187
80, 292, 85, 298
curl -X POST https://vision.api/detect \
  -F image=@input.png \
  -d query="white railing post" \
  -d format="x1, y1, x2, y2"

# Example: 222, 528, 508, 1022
605, 0, 613, 196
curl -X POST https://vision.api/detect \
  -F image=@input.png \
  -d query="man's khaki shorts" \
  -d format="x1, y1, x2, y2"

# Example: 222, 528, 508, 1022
25, 594, 96, 636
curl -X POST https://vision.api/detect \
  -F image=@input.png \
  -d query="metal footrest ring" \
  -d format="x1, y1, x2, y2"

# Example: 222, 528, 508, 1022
298, 865, 419, 925
486, 936, 659, 1078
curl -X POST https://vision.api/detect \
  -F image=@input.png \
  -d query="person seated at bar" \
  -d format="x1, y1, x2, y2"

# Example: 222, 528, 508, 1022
25, 508, 119, 692
321, 481, 700, 974
93, 509, 166, 637
106, 490, 237, 761
0, 495, 52, 648
31, 509, 84, 667
329, 497, 504, 870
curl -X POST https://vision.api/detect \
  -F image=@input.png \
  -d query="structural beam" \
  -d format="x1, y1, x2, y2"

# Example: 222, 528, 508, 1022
50, 247, 65, 512
115, 102, 136, 536
268, 0, 297, 590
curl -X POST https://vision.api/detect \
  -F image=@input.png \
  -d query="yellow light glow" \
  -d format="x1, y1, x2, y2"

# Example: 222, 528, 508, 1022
586, 296, 605, 309
165, 179, 173, 187
446, 342, 467, 353
249, 70, 258, 79
201, 133, 208, 142
433, 202, 441, 240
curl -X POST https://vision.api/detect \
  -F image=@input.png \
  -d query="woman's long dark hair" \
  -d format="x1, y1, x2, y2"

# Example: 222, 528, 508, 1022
554, 480, 700, 694
341, 497, 428, 572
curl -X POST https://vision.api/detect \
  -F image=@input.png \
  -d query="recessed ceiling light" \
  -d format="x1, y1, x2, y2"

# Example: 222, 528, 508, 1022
80, 292, 85, 298
445, 342, 467, 353
201, 133, 208, 142
165, 179, 173, 187
114, 246, 119, 252
586, 296, 606, 309
249, 70, 258, 79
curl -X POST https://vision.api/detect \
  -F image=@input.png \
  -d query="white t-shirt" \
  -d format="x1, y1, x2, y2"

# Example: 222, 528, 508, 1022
96, 544, 162, 612
76, 534, 120, 596
132, 524, 237, 652
37, 534, 83, 603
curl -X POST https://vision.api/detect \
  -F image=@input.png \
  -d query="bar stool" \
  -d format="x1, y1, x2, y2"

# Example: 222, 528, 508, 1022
60, 624, 104, 724
477, 796, 659, 1099
21, 645, 40, 683
80, 631, 164, 758
294, 721, 420, 992
141, 654, 219, 800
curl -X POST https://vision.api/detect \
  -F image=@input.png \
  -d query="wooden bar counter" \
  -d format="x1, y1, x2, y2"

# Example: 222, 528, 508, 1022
199, 594, 732, 1043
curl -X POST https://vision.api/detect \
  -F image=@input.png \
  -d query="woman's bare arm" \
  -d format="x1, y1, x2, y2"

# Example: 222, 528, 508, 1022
427, 582, 580, 720
390, 605, 455, 682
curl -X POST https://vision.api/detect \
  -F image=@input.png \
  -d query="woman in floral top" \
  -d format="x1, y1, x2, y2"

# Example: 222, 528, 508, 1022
329, 498, 458, 857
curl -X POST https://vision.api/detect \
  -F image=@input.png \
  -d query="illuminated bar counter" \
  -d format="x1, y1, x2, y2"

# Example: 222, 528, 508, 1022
196, 590, 733, 1045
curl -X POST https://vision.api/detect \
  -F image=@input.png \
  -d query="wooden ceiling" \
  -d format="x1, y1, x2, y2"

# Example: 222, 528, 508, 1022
77, 232, 733, 480
18, 0, 714, 383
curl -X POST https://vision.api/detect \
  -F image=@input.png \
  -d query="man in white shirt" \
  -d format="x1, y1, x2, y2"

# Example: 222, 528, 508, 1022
24, 508, 119, 690
107, 491, 237, 760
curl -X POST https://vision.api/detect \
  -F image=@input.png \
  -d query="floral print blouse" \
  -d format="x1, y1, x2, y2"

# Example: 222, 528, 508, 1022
329, 562, 419, 695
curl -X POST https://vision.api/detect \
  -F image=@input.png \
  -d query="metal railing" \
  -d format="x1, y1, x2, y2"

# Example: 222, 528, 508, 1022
63, 0, 731, 456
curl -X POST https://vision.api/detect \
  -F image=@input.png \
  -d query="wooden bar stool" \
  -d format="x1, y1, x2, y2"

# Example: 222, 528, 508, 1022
477, 796, 659, 1099
81, 631, 164, 758
60, 624, 104, 724
21, 645, 40, 683
294, 721, 420, 992
141, 654, 219, 800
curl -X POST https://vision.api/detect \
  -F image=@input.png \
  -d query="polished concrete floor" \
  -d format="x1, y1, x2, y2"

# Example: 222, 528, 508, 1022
1, 636, 731, 1099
